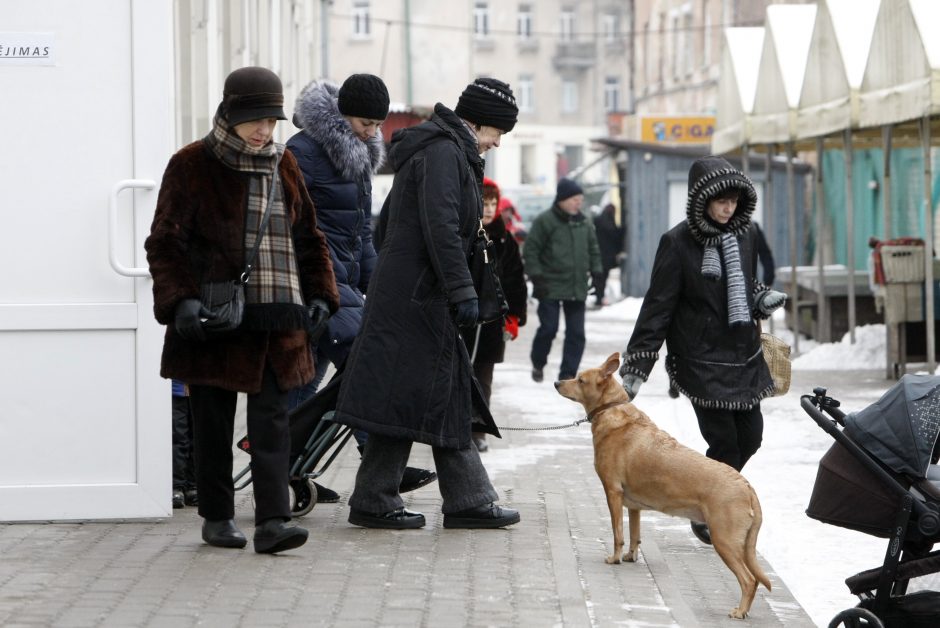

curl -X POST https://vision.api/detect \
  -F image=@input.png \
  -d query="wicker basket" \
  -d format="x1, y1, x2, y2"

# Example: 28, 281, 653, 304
761, 333, 792, 396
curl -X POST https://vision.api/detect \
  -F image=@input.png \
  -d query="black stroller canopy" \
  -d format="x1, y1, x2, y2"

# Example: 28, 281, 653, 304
845, 374, 940, 479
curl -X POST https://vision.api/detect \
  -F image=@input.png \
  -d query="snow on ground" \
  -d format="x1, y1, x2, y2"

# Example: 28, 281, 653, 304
482, 288, 937, 627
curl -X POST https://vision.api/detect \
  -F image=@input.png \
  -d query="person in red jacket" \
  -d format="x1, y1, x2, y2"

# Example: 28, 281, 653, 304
462, 178, 528, 452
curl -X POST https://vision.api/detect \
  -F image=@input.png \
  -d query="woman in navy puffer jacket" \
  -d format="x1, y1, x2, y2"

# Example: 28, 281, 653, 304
286, 74, 437, 499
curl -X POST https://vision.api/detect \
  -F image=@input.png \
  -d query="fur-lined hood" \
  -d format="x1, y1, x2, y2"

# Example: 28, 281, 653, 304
293, 80, 386, 182
685, 156, 757, 247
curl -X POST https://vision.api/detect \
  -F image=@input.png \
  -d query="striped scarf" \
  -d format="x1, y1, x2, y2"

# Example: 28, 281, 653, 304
702, 233, 751, 327
204, 115, 308, 331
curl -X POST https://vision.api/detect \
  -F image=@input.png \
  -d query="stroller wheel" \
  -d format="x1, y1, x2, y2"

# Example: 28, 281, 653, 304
290, 478, 317, 517
828, 607, 884, 628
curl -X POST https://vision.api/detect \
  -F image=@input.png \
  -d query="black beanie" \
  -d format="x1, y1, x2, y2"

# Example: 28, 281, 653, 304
221, 66, 287, 126
338, 73, 390, 120
454, 78, 519, 133
556, 178, 584, 202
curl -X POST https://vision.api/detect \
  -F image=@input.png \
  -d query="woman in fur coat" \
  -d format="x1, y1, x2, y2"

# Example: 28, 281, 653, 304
145, 67, 339, 554
461, 177, 527, 452
286, 73, 436, 500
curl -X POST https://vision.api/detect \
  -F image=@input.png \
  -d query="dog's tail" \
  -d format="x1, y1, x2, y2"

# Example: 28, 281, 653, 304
747, 488, 772, 592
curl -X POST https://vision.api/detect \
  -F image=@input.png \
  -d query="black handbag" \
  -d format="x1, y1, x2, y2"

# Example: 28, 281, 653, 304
199, 162, 280, 336
468, 218, 509, 324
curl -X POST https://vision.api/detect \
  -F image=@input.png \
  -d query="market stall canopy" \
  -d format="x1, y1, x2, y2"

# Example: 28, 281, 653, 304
796, 0, 879, 140
711, 27, 764, 155
749, 4, 816, 144
858, 0, 940, 128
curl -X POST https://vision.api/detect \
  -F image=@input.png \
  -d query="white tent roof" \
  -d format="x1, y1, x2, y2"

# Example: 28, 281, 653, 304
749, 4, 817, 144
796, 0, 879, 139
711, 27, 764, 155
859, 0, 940, 128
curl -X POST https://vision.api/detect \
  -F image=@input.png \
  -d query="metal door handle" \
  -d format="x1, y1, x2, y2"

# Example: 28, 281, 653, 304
109, 179, 155, 277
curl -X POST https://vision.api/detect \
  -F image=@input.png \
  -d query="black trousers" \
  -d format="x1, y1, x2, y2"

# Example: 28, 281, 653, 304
530, 299, 586, 380
692, 404, 764, 472
189, 364, 291, 524
171, 395, 196, 491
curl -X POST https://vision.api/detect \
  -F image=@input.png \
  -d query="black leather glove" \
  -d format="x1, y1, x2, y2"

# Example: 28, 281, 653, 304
307, 298, 331, 343
453, 298, 479, 328
174, 298, 213, 342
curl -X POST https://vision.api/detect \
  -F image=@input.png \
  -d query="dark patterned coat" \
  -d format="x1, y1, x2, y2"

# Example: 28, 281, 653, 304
145, 143, 339, 394
332, 104, 498, 449
622, 156, 773, 410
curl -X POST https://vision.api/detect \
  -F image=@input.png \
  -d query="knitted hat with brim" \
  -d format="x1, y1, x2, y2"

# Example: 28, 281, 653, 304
220, 66, 287, 127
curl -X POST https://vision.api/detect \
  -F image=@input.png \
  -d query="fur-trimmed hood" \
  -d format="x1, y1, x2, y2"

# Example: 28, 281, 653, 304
293, 80, 386, 182
685, 155, 757, 247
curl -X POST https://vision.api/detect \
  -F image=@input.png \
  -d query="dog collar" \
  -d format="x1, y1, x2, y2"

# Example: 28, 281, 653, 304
586, 400, 632, 422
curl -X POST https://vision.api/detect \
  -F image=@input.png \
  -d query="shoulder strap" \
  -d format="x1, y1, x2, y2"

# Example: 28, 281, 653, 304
241, 156, 282, 283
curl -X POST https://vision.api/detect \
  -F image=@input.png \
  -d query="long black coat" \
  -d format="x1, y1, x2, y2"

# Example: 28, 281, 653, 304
622, 156, 773, 411
286, 80, 384, 353
332, 104, 498, 449
462, 216, 527, 365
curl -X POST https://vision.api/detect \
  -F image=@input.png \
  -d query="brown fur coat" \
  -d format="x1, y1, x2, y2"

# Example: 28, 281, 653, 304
145, 141, 339, 393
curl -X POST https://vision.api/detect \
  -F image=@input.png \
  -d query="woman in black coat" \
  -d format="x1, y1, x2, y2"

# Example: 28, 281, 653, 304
462, 177, 527, 452
333, 78, 522, 530
619, 155, 787, 543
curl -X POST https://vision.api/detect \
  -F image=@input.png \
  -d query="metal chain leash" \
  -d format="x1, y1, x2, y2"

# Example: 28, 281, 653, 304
495, 416, 591, 431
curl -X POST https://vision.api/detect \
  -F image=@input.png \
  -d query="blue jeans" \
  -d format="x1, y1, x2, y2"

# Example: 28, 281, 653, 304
530, 299, 586, 380
288, 341, 368, 448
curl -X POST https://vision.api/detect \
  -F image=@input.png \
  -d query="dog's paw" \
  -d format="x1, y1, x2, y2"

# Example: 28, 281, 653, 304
605, 554, 622, 564
623, 550, 638, 562
728, 608, 747, 620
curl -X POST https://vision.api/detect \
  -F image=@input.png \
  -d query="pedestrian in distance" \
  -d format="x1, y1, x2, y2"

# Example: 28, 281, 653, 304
286, 73, 437, 500
462, 177, 528, 453
591, 202, 625, 308
333, 77, 522, 530
171, 379, 197, 509
619, 155, 786, 545
525, 177, 602, 383
145, 66, 340, 554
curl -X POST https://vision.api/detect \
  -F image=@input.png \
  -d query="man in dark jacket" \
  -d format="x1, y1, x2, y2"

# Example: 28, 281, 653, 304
619, 155, 786, 545
333, 78, 521, 530
524, 178, 602, 382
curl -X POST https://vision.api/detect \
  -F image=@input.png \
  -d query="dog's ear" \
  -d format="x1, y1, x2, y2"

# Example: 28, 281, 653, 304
602, 353, 620, 378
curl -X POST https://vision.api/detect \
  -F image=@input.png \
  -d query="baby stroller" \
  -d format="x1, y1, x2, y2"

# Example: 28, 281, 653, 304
802, 375, 940, 627
233, 368, 354, 517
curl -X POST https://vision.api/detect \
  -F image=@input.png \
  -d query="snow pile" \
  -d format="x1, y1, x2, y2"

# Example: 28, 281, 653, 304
792, 324, 886, 370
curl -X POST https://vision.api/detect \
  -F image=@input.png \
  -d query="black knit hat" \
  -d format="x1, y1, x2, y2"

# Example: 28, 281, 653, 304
555, 178, 584, 202
337, 73, 390, 120
454, 78, 519, 133
220, 66, 287, 127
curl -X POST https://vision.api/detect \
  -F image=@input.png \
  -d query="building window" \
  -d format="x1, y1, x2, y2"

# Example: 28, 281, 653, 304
602, 12, 619, 43
352, 1, 370, 38
561, 79, 578, 113
474, 2, 490, 39
682, 9, 693, 75
560, 7, 575, 42
518, 74, 534, 112
518, 4, 533, 40
604, 76, 621, 112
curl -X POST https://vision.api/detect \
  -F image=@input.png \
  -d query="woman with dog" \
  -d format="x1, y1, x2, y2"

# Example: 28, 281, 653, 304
618, 155, 786, 544
332, 78, 521, 530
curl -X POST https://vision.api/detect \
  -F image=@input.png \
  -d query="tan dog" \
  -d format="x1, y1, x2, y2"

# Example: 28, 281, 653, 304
555, 353, 771, 619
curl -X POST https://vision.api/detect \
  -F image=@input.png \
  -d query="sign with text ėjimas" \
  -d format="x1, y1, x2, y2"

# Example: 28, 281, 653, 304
0, 32, 55, 65
640, 115, 715, 145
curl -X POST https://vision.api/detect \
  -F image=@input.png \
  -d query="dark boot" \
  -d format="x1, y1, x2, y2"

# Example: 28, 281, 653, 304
253, 518, 309, 554
443, 503, 520, 529
201, 519, 247, 549
348, 507, 425, 529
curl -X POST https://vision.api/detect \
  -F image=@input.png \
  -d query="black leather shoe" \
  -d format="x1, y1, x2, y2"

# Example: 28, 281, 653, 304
348, 507, 425, 529
531, 368, 544, 383
399, 467, 438, 493
443, 503, 520, 529
172, 490, 185, 509
183, 488, 198, 506
254, 518, 309, 554
313, 482, 340, 503
201, 519, 247, 549
690, 521, 712, 545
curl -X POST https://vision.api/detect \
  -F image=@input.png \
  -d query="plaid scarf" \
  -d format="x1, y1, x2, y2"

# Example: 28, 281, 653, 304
701, 233, 751, 327
204, 115, 308, 331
